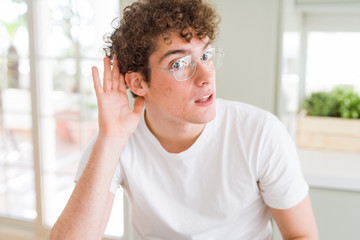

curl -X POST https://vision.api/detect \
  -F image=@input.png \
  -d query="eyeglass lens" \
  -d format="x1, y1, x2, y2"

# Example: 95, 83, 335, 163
173, 48, 224, 81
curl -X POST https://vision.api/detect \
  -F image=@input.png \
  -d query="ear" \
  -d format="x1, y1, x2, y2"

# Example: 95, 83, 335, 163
125, 72, 148, 96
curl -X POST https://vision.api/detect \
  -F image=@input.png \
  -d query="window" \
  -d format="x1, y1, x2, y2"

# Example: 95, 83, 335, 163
0, 0, 35, 220
305, 14, 360, 95
279, 9, 360, 136
0, 0, 127, 239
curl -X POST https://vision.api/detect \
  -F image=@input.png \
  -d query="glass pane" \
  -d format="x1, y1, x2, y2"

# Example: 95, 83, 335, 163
0, 0, 29, 58
42, 116, 82, 225
306, 32, 360, 94
38, 58, 80, 117
0, 0, 35, 220
105, 191, 124, 238
38, 0, 120, 58
79, 0, 120, 58
80, 59, 99, 111
0, 119, 35, 219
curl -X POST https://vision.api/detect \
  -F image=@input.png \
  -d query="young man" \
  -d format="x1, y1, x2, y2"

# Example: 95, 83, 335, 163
50, 0, 318, 239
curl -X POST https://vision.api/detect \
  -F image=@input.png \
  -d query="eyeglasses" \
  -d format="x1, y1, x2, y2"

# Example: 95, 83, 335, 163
145, 47, 224, 81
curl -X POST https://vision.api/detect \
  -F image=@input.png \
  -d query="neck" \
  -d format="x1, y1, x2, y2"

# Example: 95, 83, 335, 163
144, 111, 205, 153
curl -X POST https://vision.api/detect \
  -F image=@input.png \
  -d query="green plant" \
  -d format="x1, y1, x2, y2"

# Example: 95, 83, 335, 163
303, 85, 360, 119
338, 91, 360, 118
304, 91, 338, 117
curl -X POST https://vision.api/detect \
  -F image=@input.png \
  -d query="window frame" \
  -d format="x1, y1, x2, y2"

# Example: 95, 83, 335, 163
297, 7, 360, 104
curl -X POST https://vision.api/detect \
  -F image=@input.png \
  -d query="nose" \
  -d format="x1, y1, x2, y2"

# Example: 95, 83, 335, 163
193, 59, 215, 86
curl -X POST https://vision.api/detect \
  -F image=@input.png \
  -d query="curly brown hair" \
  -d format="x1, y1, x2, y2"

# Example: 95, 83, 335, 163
104, 0, 220, 85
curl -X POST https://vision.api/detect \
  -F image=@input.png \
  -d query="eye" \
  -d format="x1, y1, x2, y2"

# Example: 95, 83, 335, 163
201, 51, 212, 61
170, 59, 186, 71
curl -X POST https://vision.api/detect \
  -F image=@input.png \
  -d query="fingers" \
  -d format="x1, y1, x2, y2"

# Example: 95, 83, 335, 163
111, 55, 120, 90
113, 54, 127, 92
103, 57, 112, 91
105, 54, 126, 92
92, 66, 103, 97
133, 96, 145, 115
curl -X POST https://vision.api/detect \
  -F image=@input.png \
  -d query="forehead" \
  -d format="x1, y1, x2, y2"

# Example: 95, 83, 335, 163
149, 31, 210, 64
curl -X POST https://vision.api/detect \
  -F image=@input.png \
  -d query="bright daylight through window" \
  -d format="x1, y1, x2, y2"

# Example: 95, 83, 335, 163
0, 0, 35, 220
280, 14, 360, 136
0, 0, 124, 238
306, 32, 360, 94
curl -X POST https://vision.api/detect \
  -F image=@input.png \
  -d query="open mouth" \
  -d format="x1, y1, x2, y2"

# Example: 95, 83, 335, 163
195, 94, 213, 104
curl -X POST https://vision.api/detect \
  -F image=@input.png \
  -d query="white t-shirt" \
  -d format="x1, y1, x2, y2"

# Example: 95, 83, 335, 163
75, 99, 309, 240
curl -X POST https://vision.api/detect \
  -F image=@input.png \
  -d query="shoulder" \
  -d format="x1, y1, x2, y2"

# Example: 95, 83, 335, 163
214, 99, 290, 153
215, 98, 276, 127
216, 98, 269, 116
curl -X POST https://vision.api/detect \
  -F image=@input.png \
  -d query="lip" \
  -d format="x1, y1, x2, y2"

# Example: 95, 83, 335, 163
195, 91, 215, 106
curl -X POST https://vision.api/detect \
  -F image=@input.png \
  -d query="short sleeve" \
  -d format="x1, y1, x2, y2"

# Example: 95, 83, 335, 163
74, 133, 122, 194
257, 113, 309, 209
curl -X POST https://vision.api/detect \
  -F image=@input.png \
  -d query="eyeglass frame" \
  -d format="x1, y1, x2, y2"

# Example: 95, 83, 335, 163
142, 47, 224, 81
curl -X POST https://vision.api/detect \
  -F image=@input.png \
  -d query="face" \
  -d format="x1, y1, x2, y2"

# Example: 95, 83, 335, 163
142, 32, 217, 127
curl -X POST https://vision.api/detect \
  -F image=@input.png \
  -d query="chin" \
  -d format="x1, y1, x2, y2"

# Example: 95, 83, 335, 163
193, 106, 217, 124
205, 109, 217, 123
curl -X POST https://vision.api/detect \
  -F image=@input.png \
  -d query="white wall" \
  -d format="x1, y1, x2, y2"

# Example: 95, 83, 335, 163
213, 0, 282, 114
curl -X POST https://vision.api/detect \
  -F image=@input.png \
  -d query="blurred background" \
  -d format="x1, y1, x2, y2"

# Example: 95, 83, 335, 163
0, 0, 359, 239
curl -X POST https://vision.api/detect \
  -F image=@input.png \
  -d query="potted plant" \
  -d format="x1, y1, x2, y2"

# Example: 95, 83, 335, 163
297, 85, 360, 152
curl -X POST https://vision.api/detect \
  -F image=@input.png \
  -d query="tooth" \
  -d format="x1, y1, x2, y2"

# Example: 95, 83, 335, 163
199, 95, 211, 102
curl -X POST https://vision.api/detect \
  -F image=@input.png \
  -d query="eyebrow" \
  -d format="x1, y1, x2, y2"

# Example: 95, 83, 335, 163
158, 49, 188, 64
158, 41, 211, 64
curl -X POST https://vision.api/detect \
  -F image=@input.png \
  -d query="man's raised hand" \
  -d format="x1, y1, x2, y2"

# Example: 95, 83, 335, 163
92, 56, 144, 139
